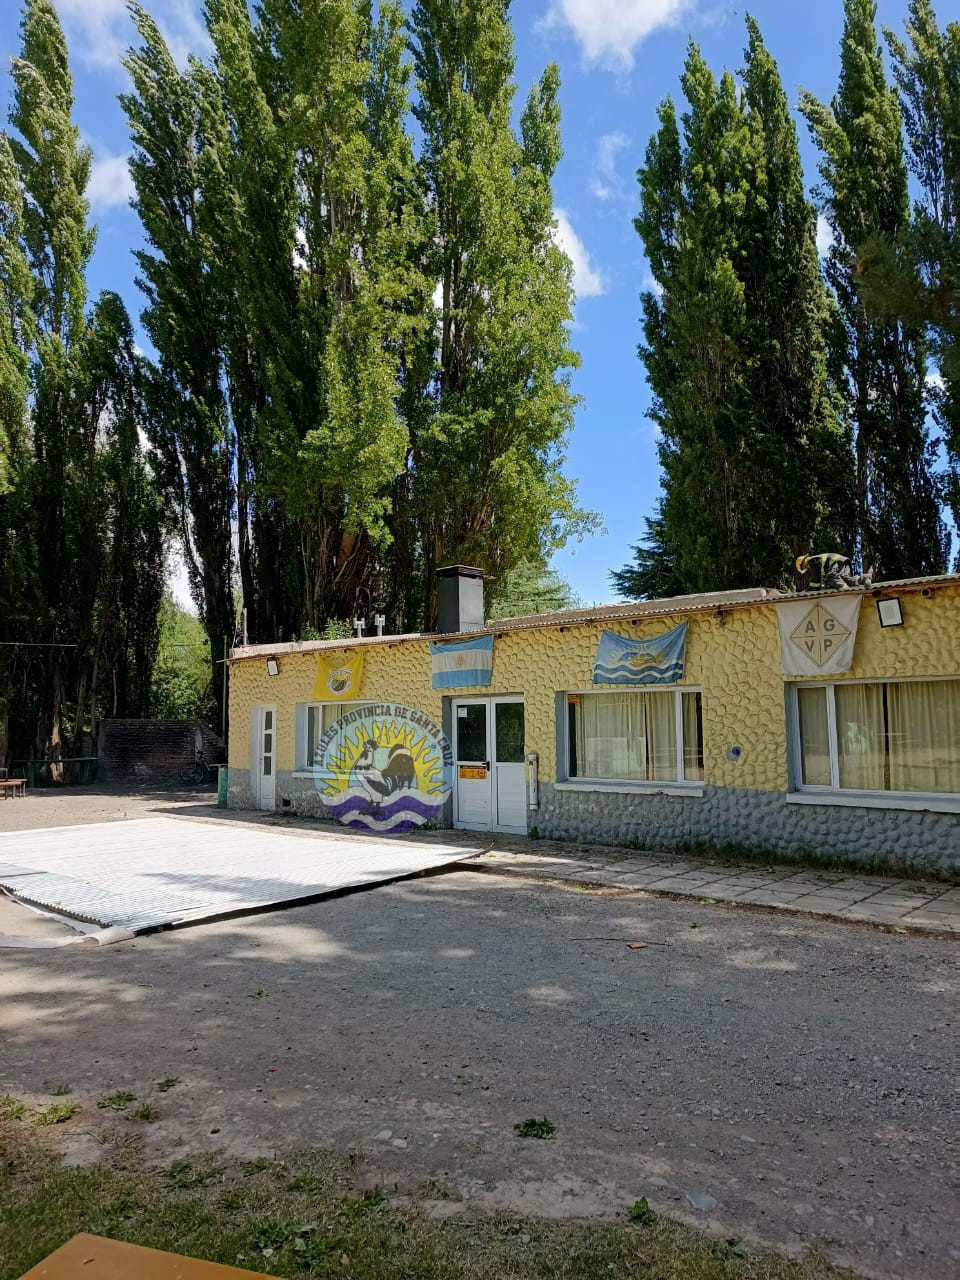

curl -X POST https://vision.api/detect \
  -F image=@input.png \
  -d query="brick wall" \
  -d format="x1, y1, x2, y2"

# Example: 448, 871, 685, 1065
99, 720, 226, 788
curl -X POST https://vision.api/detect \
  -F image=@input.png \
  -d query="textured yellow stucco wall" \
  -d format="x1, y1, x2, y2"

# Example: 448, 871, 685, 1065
228, 584, 960, 796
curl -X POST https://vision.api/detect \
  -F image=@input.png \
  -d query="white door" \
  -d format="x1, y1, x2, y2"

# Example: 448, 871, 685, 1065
453, 698, 526, 834
254, 705, 277, 811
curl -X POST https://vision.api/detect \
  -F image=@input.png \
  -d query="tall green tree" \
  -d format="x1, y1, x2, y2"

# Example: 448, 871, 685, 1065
801, 0, 946, 579
631, 23, 853, 594
122, 6, 236, 717
0, 0, 167, 762
408, 1, 589, 626
610, 502, 684, 600
854, 0, 959, 549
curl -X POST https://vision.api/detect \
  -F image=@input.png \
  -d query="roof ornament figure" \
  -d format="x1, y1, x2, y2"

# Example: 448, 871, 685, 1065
795, 554, 874, 591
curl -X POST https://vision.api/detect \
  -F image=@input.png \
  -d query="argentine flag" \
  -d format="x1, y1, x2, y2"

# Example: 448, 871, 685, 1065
430, 634, 494, 688
593, 623, 687, 686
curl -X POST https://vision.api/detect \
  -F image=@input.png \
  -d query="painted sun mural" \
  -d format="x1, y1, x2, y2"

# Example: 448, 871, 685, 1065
313, 704, 453, 832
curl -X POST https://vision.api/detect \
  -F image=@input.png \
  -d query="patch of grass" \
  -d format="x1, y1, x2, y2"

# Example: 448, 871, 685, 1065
513, 1116, 556, 1139
248, 989, 267, 999
130, 1104, 159, 1123
48, 1083, 73, 1097
242, 1158, 273, 1177
165, 1158, 224, 1190
98, 1091, 136, 1112
670, 837, 956, 885
527, 826, 540, 840
0, 1096, 26, 1122
33, 1103, 80, 1126
627, 1197, 656, 1225
156, 1077, 180, 1092
339, 1188, 386, 1220
0, 1119, 867, 1280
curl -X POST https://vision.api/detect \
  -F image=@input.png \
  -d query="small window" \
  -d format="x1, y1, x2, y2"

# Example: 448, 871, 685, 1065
793, 679, 960, 797
297, 702, 360, 771
566, 689, 703, 785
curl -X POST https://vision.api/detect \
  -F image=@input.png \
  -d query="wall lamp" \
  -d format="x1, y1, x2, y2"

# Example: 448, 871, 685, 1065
877, 597, 903, 628
266, 657, 280, 676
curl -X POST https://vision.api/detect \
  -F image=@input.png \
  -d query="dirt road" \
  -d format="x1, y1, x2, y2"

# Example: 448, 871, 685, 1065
0, 811, 956, 1279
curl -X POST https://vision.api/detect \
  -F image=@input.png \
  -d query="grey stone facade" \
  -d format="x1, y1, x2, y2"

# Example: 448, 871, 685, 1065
534, 782, 959, 872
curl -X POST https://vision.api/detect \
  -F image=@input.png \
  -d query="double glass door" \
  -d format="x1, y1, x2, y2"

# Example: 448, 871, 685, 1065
453, 697, 526, 834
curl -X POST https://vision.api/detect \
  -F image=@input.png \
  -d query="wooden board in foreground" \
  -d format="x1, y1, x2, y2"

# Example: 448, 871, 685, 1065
17, 1232, 273, 1279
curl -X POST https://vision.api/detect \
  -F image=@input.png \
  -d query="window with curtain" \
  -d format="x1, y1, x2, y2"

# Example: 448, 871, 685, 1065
794, 680, 960, 796
298, 702, 358, 770
567, 690, 703, 784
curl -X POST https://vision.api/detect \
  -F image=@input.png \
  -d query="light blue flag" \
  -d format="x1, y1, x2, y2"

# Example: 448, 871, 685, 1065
593, 623, 687, 686
430, 633, 494, 688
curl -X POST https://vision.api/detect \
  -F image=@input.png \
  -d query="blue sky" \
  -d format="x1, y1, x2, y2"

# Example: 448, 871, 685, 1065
0, 0, 930, 609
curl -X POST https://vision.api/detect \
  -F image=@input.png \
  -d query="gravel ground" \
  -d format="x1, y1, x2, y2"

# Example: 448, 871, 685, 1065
0, 817, 957, 1280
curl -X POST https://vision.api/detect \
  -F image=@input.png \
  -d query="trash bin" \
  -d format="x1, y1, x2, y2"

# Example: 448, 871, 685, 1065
217, 766, 229, 808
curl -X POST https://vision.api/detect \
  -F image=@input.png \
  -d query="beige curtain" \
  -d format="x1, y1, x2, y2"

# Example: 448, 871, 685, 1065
682, 692, 704, 781
836, 683, 885, 790
797, 687, 831, 786
575, 692, 677, 781
888, 680, 960, 794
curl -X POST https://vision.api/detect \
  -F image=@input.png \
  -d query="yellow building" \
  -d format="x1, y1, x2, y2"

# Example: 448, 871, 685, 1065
227, 567, 960, 870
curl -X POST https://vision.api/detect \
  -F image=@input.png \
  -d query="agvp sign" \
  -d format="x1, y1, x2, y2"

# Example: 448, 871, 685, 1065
776, 597, 861, 675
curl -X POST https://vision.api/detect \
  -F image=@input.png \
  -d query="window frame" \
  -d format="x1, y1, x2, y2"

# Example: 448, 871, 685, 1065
559, 685, 704, 792
788, 674, 960, 809
294, 700, 362, 775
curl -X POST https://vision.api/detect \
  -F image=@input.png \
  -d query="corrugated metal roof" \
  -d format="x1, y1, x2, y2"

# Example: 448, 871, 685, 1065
228, 574, 960, 660
0, 818, 479, 933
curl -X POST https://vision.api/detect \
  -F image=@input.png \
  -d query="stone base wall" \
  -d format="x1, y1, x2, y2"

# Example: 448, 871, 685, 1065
535, 783, 959, 872
227, 767, 957, 873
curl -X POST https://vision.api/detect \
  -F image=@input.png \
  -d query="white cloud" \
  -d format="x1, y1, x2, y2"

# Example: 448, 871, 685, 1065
87, 151, 134, 212
553, 209, 604, 299
816, 214, 834, 258
55, 0, 208, 71
544, 0, 691, 71
591, 132, 629, 200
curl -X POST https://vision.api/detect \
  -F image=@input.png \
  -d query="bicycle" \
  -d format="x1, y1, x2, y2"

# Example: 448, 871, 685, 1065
179, 747, 212, 787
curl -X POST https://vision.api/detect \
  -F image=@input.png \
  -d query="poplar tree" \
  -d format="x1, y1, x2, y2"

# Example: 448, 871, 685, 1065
629, 23, 853, 594
858, 0, 959, 549
801, 0, 946, 579
408, 0, 586, 625
122, 6, 236, 715
1, 0, 166, 760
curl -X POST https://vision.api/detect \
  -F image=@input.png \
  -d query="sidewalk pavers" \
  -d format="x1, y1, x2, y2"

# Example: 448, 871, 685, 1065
466, 837, 959, 936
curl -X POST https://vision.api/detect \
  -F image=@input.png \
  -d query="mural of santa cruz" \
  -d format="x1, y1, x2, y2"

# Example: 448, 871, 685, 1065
312, 703, 453, 832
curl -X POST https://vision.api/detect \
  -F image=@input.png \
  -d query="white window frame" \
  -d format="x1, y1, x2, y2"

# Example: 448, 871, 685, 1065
557, 685, 704, 796
787, 675, 960, 813
293, 701, 361, 776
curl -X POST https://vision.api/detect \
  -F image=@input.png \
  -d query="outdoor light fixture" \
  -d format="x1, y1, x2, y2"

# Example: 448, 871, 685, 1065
266, 657, 280, 676
877, 597, 904, 628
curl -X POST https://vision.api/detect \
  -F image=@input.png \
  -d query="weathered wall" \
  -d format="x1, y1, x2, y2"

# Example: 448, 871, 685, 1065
227, 584, 960, 866
100, 719, 225, 788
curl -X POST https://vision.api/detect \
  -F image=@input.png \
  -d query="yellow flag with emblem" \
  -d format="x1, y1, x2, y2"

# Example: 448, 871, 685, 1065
313, 650, 364, 701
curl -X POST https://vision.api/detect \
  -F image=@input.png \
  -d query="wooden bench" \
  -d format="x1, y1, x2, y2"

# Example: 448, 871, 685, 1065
17, 1232, 269, 1279
0, 778, 25, 798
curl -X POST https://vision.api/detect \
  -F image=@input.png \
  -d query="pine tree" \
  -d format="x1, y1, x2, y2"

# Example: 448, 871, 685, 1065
801, 0, 946, 579
633, 24, 854, 594
408, 1, 588, 625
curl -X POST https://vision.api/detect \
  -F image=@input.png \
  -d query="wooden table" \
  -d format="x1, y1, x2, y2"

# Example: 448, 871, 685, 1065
0, 778, 26, 798
16, 1233, 271, 1279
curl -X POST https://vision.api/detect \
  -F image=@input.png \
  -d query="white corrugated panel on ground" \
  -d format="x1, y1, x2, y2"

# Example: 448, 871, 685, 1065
0, 817, 477, 933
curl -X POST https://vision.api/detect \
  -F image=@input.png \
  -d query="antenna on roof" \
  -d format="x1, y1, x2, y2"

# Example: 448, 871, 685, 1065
354, 617, 366, 638
374, 613, 385, 637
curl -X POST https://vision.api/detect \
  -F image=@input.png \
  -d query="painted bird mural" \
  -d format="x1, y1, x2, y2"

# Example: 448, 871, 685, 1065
354, 740, 417, 813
